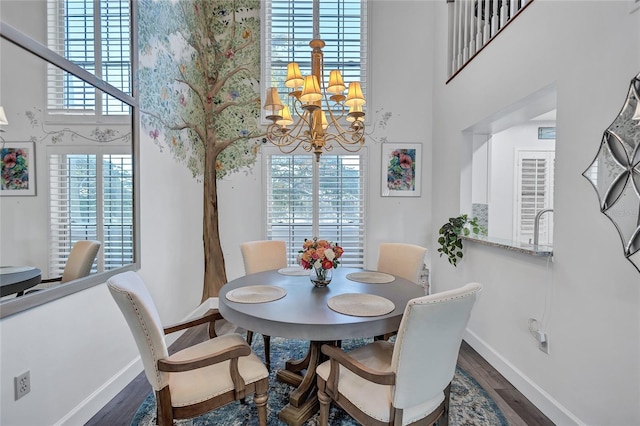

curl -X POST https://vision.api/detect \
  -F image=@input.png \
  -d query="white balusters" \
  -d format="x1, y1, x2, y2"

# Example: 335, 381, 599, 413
448, 0, 531, 79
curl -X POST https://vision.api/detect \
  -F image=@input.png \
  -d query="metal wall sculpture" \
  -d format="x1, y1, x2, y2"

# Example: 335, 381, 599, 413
583, 72, 640, 272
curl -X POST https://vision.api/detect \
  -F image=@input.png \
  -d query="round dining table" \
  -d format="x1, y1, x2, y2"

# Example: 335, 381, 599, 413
219, 267, 425, 426
0, 266, 42, 297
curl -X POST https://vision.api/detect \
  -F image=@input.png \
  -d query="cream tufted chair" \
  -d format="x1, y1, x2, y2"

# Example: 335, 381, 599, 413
376, 242, 427, 285
316, 282, 482, 426
107, 271, 269, 426
42, 239, 101, 284
240, 240, 288, 368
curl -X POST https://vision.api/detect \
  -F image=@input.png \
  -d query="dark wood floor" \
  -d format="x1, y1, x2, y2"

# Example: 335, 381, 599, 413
86, 324, 554, 425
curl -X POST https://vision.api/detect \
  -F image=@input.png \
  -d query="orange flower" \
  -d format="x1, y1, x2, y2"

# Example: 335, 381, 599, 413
297, 237, 343, 270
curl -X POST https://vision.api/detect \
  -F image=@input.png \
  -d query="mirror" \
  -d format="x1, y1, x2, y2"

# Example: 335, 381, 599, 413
0, 18, 138, 317
583, 72, 640, 272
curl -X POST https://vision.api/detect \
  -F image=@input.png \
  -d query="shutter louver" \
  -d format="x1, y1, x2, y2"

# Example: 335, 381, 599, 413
267, 153, 365, 268
49, 150, 133, 277
47, 0, 130, 116
264, 0, 367, 117
516, 151, 554, 245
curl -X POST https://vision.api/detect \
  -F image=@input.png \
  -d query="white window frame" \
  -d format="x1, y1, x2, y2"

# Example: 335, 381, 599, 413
263, 146, 367, 268
261, 0, 369, 125
514, 149, 555, 245
48, 145, 134, 277
47, 0, 131, 121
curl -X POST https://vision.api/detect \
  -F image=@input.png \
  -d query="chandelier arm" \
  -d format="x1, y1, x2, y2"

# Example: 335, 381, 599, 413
324, 131, 365, 153
266, 123, 307, 152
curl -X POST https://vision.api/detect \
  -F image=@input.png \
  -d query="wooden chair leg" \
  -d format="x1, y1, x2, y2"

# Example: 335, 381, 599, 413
254, 379, 269, 426
441, 382, 452, 426
246, 330, 254, 345
263, 334, 271, 369
155, 387, 173, 426
317, 381, 331, 426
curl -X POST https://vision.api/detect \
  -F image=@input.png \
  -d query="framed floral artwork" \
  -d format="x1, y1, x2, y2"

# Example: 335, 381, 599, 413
381, 143, 422, 197
1, 142, 36, 196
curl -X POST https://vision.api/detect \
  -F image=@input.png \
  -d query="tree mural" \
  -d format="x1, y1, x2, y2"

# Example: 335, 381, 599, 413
138, 0, 262, 300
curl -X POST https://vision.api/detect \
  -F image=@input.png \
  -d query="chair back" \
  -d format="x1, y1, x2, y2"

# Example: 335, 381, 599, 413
61, 240, 101, 283
107, 271, 170, 391
240, 240, 287, 274
391, 282, 482, 409
376, 243, 427, 284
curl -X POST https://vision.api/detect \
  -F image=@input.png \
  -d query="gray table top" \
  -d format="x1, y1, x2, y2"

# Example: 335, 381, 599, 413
219, 267, 425, 341
0, 266, 42, 297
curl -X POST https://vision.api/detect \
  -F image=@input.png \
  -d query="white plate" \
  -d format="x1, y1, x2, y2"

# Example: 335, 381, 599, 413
277, 267, 309, 276
327, 293, 395, 317
346, 271, 395, 284
225, 285, 287, 303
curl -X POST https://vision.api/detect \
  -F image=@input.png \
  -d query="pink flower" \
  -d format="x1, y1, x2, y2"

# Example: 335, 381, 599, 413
225, 49, 235, 59
298, 237, 343, 270
3, 152, 16, 168
399, 153, 412, 169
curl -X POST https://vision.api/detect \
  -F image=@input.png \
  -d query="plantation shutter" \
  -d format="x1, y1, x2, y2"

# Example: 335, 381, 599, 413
47, 0, 130, 115
266, 152, 365, 268
264, 0, 367, 116
102, 154, 134, 269
515, 151, 555, 245
49, 148, 133, 277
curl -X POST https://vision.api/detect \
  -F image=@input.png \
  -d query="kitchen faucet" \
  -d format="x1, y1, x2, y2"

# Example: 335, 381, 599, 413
533, 208, 553, 247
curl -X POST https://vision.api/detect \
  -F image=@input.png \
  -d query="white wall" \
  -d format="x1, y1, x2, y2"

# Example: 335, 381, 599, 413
432, 1, 640, 425
1, 1, 435, 424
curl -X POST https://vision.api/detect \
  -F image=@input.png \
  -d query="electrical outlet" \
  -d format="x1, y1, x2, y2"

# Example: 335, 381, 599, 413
14, 371, 30, 400
537, 333, 549, 354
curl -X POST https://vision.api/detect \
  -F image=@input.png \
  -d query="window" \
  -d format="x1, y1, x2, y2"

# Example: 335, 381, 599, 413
266, 151, 365, 267
49, 147, 133, 276
515, 150, 555, 245
47, 0, 131, 115
263, 0, 367, 117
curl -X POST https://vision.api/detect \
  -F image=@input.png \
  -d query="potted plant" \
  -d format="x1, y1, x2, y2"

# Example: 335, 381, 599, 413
437, 214, 485, 266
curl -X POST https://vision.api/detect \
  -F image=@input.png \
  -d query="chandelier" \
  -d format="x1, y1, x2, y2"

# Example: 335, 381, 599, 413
262, 8, 366, 162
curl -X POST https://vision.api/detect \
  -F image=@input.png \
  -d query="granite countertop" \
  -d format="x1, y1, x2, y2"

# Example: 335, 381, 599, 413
461, 235, 553, 257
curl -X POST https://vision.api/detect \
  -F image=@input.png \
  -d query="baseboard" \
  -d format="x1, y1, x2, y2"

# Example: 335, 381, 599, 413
56, 357, 143, 426
463, 329, 585, 426
56, 303, 207, 425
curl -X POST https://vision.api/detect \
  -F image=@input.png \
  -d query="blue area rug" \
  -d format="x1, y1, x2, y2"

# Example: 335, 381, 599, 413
131, 336, 507, 425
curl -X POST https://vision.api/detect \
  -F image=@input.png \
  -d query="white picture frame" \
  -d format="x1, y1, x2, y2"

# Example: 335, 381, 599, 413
381, 143, 422, 197
1, 141, 37, 196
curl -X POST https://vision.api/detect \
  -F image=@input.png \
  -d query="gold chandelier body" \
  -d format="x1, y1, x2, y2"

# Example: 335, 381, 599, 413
263, 39, 366, 161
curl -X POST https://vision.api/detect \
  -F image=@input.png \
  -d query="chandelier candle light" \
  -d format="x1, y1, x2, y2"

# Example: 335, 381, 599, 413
263, 2, 366, 161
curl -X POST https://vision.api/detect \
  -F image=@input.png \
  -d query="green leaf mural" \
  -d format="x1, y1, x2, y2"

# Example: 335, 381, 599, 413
138, 0, 263, 299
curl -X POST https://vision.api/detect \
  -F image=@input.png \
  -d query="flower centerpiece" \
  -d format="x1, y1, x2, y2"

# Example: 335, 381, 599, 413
298, 237, 344, 287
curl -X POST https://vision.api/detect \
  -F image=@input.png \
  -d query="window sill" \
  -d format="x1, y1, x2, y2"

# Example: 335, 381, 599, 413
462, 235, 553, 257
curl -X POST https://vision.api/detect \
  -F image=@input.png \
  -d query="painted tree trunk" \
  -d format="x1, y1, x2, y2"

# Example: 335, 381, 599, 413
202, 144, 228, 301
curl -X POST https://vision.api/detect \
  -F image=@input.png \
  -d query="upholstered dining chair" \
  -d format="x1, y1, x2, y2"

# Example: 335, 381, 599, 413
316, 282, 482, 426
107, 271, 269, 426
376, 242, 427, 285
240, 239, 288, 368
42, 239, 101, 284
